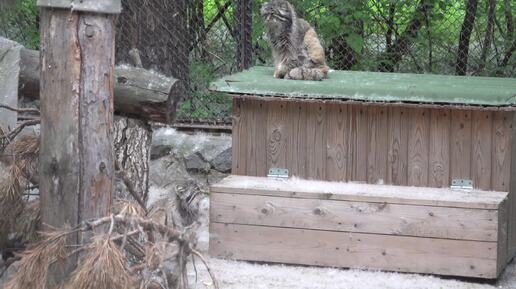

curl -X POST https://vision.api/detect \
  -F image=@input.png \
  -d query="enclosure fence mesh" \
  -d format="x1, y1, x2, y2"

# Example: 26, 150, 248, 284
0, 0, 515, 122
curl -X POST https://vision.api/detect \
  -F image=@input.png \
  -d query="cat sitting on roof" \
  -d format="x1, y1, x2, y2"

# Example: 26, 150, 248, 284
261, 0, 330, 81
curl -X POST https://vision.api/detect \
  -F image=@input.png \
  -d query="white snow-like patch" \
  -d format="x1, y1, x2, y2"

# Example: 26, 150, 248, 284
147, 186, 169, 207
218, 175, 506, 207
188, 257, 505, 289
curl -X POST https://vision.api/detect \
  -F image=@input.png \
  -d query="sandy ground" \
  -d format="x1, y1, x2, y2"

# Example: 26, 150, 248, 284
187, 257, 516, 289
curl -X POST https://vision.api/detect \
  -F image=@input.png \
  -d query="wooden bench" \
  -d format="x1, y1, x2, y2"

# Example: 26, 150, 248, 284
210, 175, 509, 278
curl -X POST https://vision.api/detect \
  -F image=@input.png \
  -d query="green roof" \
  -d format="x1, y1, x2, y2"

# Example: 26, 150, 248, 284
210, 66, 516, 107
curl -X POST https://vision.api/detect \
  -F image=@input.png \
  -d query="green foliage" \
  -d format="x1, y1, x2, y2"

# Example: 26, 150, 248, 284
177, 61, 232, 120
0, 0, 39, 49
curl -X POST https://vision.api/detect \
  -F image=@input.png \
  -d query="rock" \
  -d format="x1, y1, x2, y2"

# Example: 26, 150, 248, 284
150, 154, 190, 189
210, 147, 232, 173
151, 144, 172, 160
184, 152, 210, 173
207, 170, 229, 186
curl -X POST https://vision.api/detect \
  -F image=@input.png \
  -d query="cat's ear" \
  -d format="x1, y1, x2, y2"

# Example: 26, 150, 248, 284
277, 1, 291, 17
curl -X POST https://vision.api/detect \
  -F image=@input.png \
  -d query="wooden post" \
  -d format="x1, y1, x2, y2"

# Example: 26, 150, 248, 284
38, 0, 121, 285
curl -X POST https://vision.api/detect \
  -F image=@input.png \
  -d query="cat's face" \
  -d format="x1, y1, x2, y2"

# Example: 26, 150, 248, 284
261, 0, 293, 30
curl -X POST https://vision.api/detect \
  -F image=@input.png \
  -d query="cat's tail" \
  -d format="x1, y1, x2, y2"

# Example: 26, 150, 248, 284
285, 66, 329, 81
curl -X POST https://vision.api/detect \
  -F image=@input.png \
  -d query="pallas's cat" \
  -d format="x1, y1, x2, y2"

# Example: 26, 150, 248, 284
261, 0, 329, 81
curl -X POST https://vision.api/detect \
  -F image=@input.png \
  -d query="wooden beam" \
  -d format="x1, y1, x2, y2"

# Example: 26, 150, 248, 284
39, 8, 116, 285
210, 223, 498, 278
19, 48, 177, 123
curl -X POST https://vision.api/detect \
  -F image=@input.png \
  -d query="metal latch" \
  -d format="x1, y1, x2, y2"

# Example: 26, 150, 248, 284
267, 168, 289, 179
450, 179, 473, 190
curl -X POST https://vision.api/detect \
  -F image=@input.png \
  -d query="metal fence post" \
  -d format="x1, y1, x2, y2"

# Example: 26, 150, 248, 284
236, 0, 253, 71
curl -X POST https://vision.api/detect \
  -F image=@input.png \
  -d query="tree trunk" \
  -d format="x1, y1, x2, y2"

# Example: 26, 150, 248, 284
18, 48, 178, 123
39, 8, 116, 285
378, 0, 436, 72
478, 0, 497, 73
455, 0, 479, 75
501, 0, 515, 67
114, 117, 152, 206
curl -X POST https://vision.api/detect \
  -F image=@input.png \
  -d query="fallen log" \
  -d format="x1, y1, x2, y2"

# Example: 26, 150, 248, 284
19, 48, 179, 123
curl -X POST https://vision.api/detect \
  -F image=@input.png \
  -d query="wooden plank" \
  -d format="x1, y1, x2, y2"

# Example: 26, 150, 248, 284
492, 111, 512, 191
387, 107, 408, 186
244, 99, 267, 177
40, 11, 82, 282
209, 223, 497, 278
429, 109, 451, 188
509, 112, 516, 258
306, 102, 326, 180
254, 100, 268, 177
367, 106, 389, 184
407, 108, 430, 186
244, 99, 258, 176
78, 13, 116, 225
267, 100, 288, 171
231, 98, 242, 174
450, 110, 472, 180
348, 105, 368, 182
287, 101, 307, 178
211, 192, 499, 241
211, 175, 508, 210
325, 103, 348, 181
497, 199, 509, 275
40, 10, 116, 284
471, 111, 493, 190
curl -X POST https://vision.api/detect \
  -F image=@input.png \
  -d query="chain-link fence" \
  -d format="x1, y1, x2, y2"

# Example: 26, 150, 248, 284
1, 0, 515, 122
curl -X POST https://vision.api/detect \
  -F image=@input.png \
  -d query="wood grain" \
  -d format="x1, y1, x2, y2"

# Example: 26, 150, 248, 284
471, 111, 493, 190
267, 100, 288, 171
325, 103, 348, 181
306, 103, 327, 180
232, 98, 242, 174
40, 13, 82, 282
39, 10, 116, 284
387, 107, 409, 185
244, 99, 259, 176
509, 112, 516, 258
287, 101, 307, 178
210, 223, 498, 278
497, 199, 509, 274
212, 175, 508, 210
211, 192, 499, 241
450, 110, 472, 180
367, 106, 389, 184
349, 105, 368, 182
429, 109, 451, 188
492, 111, 512, 192
407, 108, 430, 186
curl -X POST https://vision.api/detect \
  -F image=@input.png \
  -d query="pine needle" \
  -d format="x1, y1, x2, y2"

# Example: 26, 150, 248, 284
64, 235, 135, 289
4, 230, 68, 289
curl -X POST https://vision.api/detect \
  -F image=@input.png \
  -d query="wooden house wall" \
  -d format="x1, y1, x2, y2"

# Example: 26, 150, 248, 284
232, 97, 513, 192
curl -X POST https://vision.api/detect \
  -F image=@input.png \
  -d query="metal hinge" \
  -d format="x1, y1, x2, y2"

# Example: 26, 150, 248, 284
267, 168, 289, 179
450, 179, 473, 190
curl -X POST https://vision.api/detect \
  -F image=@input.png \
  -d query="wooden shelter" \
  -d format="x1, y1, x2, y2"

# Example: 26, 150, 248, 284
208, 66, 516, 278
